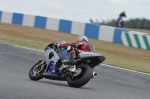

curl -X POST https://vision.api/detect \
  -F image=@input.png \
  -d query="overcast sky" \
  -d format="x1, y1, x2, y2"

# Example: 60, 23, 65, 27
0, 0, 150, 23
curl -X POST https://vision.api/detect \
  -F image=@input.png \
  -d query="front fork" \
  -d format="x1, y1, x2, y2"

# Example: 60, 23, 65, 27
39, 60, 46, 71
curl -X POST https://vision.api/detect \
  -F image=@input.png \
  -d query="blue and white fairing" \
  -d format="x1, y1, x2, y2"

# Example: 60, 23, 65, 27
43, 47, 68, 81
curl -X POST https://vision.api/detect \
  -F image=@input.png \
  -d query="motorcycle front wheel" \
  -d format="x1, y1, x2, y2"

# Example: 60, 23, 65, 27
29, 60, 46, 81
67, 64, 93, 88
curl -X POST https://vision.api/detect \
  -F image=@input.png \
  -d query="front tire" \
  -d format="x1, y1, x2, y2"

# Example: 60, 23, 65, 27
67, 64, 93, 88
29, 60, 46, 81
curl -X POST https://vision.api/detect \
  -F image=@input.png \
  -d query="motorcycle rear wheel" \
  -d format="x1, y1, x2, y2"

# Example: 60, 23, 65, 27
67, 64, 93, 88
29, 60, 46, 81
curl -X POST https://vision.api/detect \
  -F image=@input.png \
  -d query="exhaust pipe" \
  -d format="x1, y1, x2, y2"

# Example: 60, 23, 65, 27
92, 72, 97, 78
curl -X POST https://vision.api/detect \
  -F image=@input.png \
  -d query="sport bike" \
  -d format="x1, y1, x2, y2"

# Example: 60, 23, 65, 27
29, 41, 105, 88
116, 17, 126, 27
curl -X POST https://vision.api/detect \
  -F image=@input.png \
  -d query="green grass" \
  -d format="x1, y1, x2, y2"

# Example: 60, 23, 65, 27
0, 38, 44, 49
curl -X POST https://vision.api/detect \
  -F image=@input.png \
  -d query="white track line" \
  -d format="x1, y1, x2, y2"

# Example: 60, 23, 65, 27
0, 42, 150, 76
0, 42, 43, 52
103, 64, 150, 76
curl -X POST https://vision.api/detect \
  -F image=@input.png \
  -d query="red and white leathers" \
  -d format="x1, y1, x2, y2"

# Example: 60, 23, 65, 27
59, 41, 91, 62
60, 41, 91, 53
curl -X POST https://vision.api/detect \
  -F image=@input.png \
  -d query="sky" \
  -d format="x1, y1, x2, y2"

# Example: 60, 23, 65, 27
0, 0, 150, 23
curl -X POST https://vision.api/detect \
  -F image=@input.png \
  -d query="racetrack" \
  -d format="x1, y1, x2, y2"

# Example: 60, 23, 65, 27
0, 43, 150, 99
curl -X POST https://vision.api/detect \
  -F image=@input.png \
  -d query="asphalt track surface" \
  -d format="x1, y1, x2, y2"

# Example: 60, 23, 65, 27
0, 43, 150, 99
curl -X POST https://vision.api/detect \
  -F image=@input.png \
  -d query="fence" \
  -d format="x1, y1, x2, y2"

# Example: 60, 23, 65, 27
92, 18, 150, 30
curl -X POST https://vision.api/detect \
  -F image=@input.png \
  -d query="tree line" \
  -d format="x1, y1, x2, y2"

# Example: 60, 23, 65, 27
89, 18, 150, 30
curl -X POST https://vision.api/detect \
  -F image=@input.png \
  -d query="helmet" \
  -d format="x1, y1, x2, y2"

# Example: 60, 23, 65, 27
76, 35, 88, 42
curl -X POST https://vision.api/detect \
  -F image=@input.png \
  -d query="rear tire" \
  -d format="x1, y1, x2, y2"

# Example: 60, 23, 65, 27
29, 60, 45, 81
67, 64, 93, 88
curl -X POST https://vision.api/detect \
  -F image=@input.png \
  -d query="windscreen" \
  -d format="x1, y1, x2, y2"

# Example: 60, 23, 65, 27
86, 43, 95, 52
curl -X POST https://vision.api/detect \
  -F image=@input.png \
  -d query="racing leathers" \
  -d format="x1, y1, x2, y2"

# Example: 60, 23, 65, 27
59, 41, 93, 65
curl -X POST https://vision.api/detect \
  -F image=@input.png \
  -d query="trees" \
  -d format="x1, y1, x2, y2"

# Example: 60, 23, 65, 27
89, 18, 150, 30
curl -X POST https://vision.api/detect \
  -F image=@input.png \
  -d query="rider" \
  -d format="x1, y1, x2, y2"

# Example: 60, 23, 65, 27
45, 35, 94, 74
57, 35, 93, 65
117, 11, 126, 27
119, 11, 126, 18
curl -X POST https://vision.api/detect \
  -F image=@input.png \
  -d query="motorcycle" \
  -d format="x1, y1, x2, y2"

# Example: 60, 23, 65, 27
29, 41, 106, 88
116, 17, 126, 27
